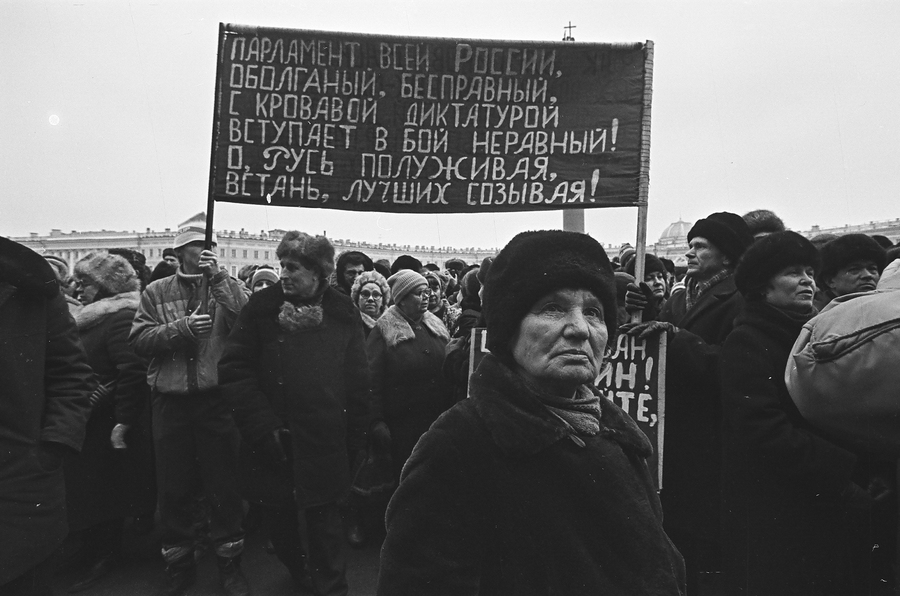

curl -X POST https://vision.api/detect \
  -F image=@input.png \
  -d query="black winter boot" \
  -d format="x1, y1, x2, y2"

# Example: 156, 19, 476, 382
217, 555, 252, 596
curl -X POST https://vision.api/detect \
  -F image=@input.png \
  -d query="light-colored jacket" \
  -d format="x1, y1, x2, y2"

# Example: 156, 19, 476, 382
130, 269, 248, 395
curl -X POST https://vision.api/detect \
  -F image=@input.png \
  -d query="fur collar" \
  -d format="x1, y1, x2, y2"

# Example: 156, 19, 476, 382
470, 354, 653, 458
359, 311, 378, 330
74, 291, 141, 331
248, 283, 357, 324
375, 305, 450, 348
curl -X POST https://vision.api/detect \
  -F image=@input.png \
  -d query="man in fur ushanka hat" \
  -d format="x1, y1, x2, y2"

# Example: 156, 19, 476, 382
621, 211, 753, 592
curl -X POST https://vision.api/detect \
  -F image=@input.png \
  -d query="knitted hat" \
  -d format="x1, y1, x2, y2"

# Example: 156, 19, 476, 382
43, 255, 69, 283
390, 254, 423, 275
687, 212, 754, 266
351, 270, 391, 309
818, 234, 887, 288
423, 270, 448, 295
483, 230, 617, 366
251, 267, 279, 289
624, 253, 666, 278
74, 253, 140, 296
173, 220, 217, 249
162, 247, 177, 259
275, 231, 335, 279
388, 269, 427, 305
735, 231, 819, 299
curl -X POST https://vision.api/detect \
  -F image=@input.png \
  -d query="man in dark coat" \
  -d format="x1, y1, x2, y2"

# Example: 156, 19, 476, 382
624, 212, 753, 591
220, 231, 371, 596
0, 237, 94, 594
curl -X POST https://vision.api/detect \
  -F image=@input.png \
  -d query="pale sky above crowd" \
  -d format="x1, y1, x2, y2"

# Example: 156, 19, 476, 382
2, 0, 898, 250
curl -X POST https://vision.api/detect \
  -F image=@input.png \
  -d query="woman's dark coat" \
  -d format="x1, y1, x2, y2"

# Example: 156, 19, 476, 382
377, 354, 685, 596
64, 292, 155, 532
366, 306, 453, 477
0, 238, 94, 584
720, 300, 862, 595
656, 276, 744, 555
219, 284, 371, 508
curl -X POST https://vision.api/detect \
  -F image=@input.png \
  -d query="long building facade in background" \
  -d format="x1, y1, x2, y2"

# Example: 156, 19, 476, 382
12, 212, 900, 274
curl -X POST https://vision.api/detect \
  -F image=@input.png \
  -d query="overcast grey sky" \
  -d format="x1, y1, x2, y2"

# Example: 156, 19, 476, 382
2, 0, 898, 249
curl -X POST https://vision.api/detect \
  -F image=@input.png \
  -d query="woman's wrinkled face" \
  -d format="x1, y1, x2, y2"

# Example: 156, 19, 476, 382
397, 284, 429, 322
511, 288, 608, 398
280, 257, 319, 298
76, 277, 99, 305
765, 264, 816, 311
357, 282, 384, 317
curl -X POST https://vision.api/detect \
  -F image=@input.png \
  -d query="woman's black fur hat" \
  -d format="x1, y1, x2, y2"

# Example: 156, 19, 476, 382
735, 231, 819, 299
482, 230, 617, 366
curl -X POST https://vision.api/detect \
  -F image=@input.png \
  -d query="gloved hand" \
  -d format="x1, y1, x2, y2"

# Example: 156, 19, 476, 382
256, 428, 290, 465
841, 481, 873, 510
624, 282, 653, 313
370, 422, 392, 452
110, 423, 131, 449
619, 320, 678, 340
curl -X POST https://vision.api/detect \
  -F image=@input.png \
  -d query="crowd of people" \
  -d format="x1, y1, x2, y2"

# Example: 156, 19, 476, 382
1, 207, 898, 596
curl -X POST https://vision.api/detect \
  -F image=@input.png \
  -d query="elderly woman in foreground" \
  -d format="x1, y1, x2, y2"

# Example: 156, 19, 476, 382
376, 230, 685, 595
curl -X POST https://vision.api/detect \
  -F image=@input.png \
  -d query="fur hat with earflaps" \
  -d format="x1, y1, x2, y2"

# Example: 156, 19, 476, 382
74, 253, 140, 297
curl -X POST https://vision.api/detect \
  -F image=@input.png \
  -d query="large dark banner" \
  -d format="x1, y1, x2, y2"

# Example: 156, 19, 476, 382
211, 24, 653, 213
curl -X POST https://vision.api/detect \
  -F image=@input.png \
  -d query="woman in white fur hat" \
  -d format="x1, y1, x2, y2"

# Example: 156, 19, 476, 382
65, 253, 155, 592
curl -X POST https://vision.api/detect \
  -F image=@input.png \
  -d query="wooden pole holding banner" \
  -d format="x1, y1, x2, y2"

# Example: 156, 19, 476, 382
199, 23, 228, 315
630, 40, 654, 324
562, 209, 585, 233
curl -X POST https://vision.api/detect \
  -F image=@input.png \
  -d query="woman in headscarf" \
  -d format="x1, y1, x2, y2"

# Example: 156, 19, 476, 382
720, 231, 883, 595
350, 270, 390, 339
66, 253, 155, 592
377, 230, 685, 595
367, 269, 453, 482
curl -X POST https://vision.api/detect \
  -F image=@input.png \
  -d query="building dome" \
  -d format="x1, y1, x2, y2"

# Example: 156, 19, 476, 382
659, 220, 692, 243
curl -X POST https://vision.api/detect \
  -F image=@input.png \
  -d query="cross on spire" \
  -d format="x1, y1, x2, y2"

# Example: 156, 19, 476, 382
563, 21, 576, 41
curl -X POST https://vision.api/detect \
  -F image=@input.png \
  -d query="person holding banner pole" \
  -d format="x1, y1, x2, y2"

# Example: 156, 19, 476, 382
129, 221, 251, 596
378, 230, 684, 595
623, 211, 753, 592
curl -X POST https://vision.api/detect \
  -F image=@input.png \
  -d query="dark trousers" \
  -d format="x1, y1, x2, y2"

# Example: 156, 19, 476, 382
152, 389, 243, 559
264, 501, 348, 596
